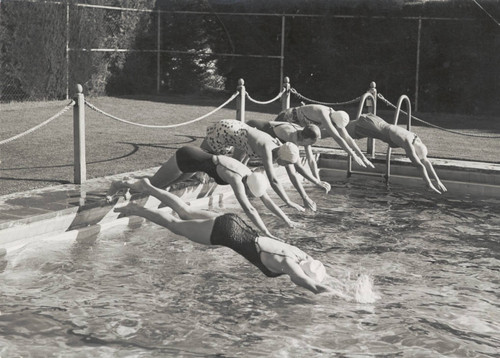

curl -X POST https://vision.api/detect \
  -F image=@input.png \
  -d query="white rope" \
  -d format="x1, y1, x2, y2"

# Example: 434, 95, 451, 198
290, 88, 361, 106
245, 89, 285, 105
378, 93, 500, 139
84, 92, 238, 128
0, 101, 75, 145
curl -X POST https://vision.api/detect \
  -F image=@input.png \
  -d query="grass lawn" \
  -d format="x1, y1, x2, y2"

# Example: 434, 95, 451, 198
1, 93, 499, 196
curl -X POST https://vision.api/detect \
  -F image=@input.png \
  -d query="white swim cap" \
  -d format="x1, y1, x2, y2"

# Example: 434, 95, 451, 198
329, 109, 350, 128
277, 142, 300, 164
246, 172, 269, 198
300, 259, 326, 283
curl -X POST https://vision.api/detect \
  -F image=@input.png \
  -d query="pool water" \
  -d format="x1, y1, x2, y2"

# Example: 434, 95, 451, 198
1, 178, 500, 357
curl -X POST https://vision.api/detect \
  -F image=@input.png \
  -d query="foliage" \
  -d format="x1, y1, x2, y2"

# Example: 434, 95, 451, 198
0, 0, 498, 114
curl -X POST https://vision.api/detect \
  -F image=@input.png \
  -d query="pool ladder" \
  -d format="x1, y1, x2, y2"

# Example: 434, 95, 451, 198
347, 94, 412, 184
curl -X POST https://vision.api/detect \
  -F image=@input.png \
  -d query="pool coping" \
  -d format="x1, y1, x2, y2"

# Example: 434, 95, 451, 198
1, 147, 499, 257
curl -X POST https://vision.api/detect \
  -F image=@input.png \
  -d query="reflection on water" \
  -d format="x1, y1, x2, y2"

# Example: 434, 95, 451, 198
1, 178, 500, 357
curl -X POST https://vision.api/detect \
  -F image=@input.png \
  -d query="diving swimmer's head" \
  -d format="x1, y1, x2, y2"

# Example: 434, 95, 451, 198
300, 259, 326, 283
245, 172, 269, 198
329, 109, 350, 128
301, 124, 321, 143
277, 142, 300, 164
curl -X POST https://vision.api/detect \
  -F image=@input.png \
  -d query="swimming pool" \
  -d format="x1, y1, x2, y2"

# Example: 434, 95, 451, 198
1, 178, 499, 357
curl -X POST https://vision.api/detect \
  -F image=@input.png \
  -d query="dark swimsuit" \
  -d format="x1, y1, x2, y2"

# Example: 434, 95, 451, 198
210, 213, 284, 278
175, 146, 227, 185
347, 114, 418, 148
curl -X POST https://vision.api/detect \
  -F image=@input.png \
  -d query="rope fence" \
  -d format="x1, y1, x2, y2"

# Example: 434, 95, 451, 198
246, 89, 285, 105
290, 87, 362, 106
2, 76, 498, 185
377, 93, 500, 139
0, 100, 75, 146
84, 92, 239, 129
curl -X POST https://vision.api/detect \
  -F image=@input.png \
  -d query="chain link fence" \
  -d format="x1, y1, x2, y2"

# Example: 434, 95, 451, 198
1, 0, 498, 114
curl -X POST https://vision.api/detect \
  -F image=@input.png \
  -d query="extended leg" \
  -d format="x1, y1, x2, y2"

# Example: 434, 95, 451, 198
114, 203, 214, 245
122, 178, 218, 220
150, 154, 184, 189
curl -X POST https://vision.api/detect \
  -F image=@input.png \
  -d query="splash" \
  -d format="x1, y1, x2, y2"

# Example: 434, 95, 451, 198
354, 274, 380, 304
324, 272, 380, 303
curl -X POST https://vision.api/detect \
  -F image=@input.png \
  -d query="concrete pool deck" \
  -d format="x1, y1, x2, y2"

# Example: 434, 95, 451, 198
0, 148, 499, 260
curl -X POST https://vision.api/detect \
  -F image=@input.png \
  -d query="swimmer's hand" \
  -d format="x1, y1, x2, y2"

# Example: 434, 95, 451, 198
352, 154, 367, 168
317, 181, 331, 194
363, 157, 375, 169
286, 220, 305, 228
427, 182, 442, 194
303, 196, 317, 211
287, 201, 305, 212
264, 232, 280, 240
437, 181, 447, 193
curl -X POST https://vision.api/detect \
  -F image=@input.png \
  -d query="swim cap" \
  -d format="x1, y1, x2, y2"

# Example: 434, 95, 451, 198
300, 259, 326, 283
277, 142, 300, 164
329, 109, 350, 128
246, 172, 269, 198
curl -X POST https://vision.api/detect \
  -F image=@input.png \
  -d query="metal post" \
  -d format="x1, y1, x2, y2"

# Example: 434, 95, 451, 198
366, 81, 377, 157
236, 78, 246, 122
156, 11, 161, 94
65, 0, 70, 100
415, 17, 422, 112
73, 84, 86, 184
280, 15, 286, 87
281, 76, 290, 110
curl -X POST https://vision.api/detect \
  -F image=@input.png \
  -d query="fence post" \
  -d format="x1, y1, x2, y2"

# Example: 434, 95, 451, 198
414, 17, 422, 112
236, 78, 246, 122
73, 84, 86, 184
156, 10, 161, 94
65, 0, 70, 100
281, 76, 291, 110
366, 81, 377, 158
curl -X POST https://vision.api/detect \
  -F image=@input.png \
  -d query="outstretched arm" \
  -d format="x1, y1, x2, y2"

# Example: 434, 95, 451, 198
282, 258, 341, 295
285, 164, 317, 211
304, 144, 321, 181
231, 180, 274, 237
338, 127, 375, 168
260, 192, 299, 228
293, 160, 331, 194
422, 158, 447, 192
262, 152, 305, 212
320, 119, 367, 168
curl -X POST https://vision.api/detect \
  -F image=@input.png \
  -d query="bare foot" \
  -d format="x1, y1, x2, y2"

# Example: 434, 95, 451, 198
122, 177, 152, 193
106, 179, 129, 203
113, 202, 142, 216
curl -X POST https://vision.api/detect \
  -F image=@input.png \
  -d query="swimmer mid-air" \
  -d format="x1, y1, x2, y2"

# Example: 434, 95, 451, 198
345, 113, 447, 194
275, 104, 375, 169
106, 146, 298, 238
114, 178, 346, 295
200, 119, 330, 211
246, 119, 326, 183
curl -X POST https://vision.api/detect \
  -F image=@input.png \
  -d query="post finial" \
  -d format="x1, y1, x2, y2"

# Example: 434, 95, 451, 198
76, 84, 83, 93
238, 78, 245, 87
370, 81, 376, 89
284, 76, 290, 84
